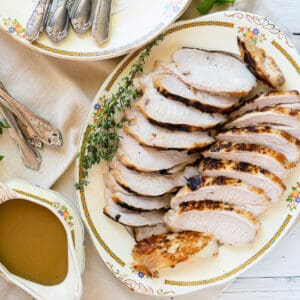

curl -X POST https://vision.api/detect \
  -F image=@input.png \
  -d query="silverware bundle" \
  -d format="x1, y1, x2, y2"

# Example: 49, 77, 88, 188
26, 0, 112, 45
0, 82, 63, 170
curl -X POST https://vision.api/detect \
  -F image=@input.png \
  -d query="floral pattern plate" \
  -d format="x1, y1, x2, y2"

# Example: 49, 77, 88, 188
76, 11, 300, 296
0, 0, 191, 60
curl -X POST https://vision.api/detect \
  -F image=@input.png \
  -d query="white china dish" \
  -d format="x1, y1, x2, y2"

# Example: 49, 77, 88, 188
76, 11, 300, 296
0, 0, 191, 60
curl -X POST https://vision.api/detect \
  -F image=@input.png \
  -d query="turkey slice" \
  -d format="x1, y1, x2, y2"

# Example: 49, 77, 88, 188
158, 48, 256, 96
135, 88, 226, 131
164, 200, 260, 245
230, 90, 300, 119
171, 176, 270, 216
226, 107, 300, 129
153, 73, 237, 113
103, 190, 164, 227
203, 141, 293, 179
132, 231, 218, 276
200, 158, 285, 203
238, 36, 285, 88
117, 130, 200, 172
216, 126, 300, 163
133, 224, 169, 242
124, 110, 214, 150
111, 192, 170, 211
109, 158, 198, 196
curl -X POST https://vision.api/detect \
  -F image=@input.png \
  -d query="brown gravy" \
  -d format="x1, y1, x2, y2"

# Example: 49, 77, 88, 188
0, 199, 68, 285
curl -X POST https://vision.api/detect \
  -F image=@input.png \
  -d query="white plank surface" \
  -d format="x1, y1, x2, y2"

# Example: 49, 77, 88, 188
218, 225, 300, 299
292, 35, 300, 50
261, 0, 300, 33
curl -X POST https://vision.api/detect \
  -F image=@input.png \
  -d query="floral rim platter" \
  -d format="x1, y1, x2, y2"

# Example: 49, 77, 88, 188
76, 11, 300, 296
0, 0, 191, 60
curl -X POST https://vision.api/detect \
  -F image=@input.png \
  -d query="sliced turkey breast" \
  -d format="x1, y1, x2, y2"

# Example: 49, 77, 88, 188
164, 200, 260, 245
238, 36, 285, 88
216, 126, 300, 162
271, 125, 300, 141
200, 158, 285, 202
111, 192, 170, 211
117, 130, 199, 172
132, 231, 218, 276
158, 48, 256, 97
203, 142, 292, 179
171, 176, 270, 216
135, 88, 226, 131
134, 224, 169, 242
124, 110, 214, 150
103, 190, 164, 227
103, 173, 132, 195
152, 73, 237, 113
226, 107, 300, 129
279, 102, 300, 110
230, 90, 300, 119
110, 158, 198, 196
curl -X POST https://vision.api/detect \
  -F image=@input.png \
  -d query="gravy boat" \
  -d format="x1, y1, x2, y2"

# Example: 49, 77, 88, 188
0, 179, 85, 300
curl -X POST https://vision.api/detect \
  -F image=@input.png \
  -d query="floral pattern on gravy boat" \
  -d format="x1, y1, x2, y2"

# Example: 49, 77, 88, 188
0, 179, 85, 300
76, 11, 300, 297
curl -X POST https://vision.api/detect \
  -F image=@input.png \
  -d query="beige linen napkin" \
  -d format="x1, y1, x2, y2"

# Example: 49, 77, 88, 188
1, 0, 300, 299
0, 31, 120, 188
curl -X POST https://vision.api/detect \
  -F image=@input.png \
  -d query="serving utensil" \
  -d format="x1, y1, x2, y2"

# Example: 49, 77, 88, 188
68, 0, 93, 33
46, 0, 70, 41
0, 96, 42, 148
0, 82, 62, 147
0, 105, 42, 170
26, 0, 52, 42
91, 0, 112, 45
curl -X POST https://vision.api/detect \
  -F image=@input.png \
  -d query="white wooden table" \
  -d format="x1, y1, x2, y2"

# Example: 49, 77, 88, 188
218, 1, 300, 299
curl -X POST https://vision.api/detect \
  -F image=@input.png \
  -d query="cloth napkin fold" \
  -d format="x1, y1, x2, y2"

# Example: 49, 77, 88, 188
0, 31, 120, 188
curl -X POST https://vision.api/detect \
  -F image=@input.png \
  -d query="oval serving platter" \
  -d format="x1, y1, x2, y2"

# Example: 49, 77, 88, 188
0, 0, 191, 60
76, 11, 300, 296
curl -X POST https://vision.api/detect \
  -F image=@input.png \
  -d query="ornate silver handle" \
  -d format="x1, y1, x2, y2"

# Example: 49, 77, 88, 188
91, 0, 112, 44
26, 0, 52, 42
68, 0, 93, 33
0, 83, 62, 147
0, 82, 62, 146
15, 118, 43, 148
0, 105, 42, 170
46, 0, 70, 41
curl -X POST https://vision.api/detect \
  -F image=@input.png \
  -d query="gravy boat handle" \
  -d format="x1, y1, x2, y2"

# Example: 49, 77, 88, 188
0, 182, 19, 204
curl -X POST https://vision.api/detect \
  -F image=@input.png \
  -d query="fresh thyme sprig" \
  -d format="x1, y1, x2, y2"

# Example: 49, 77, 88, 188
0, 119, 10, 161
76, 35, 164, 189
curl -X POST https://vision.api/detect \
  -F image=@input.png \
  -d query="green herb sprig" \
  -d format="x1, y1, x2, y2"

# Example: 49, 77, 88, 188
76, 35, 164, 189
0, 119, 9, 160
197, 0, 236, 15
